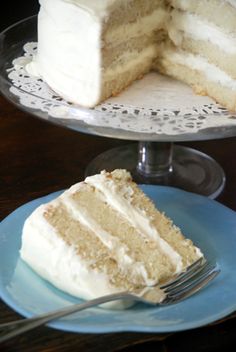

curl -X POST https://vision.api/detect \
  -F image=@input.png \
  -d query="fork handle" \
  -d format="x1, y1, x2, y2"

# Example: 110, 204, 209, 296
0, 292, 132, 344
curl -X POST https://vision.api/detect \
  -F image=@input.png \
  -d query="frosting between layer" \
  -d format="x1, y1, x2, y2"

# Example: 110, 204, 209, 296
103, 45, 157, 80
169, 10, 236, 54
105, 8, 168, 45
162, 48, 236, 90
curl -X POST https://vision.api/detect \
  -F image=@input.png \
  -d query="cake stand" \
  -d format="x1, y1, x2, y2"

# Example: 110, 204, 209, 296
1, 16, 236, 199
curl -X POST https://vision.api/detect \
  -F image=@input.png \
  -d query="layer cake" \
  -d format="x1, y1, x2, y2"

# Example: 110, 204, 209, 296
27, 0, 236, 110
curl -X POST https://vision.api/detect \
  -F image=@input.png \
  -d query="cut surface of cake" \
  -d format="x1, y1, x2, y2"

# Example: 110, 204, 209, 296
27, 0, 236, 110
157, 0, 236, 111
20, 170, 203, 306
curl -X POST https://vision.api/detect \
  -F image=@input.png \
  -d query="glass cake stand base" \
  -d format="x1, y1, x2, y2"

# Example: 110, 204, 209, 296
85, 142, 226, 199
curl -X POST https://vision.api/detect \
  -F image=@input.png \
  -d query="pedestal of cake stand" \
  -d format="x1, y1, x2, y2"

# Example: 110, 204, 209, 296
85, 142, 226, 199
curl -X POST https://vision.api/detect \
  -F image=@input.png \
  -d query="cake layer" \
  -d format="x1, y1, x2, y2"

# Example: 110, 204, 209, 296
103, 45, 158, 81
103, 7, 167, 45
176, 36, 236, 81
156, 47, 236, 110
104, 0, 167, 32
101, 59, 152, 102
102, 33, 164, 69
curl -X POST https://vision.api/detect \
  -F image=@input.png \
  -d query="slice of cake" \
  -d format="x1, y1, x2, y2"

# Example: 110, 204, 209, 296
20, 170, 203, 305
27, 0, 236, 111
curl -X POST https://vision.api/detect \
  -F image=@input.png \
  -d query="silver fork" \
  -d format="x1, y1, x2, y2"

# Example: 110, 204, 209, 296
0, 259, 220, 343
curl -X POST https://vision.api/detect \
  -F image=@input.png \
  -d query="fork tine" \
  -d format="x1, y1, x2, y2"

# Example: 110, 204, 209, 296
166, 263, 217, 296
163, 260, 209, 293
164, 265, 220, 304
160, 257, 206, 290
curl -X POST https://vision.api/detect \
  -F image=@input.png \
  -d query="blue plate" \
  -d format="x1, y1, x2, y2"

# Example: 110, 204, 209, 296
0, 186, 236, 334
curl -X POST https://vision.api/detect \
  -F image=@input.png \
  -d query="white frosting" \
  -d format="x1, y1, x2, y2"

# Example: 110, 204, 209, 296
85, 172, 183, 274
28, 0, 103, 107
63, 0, 119, 19
163, 48, 236, 91
169, 11, 236, 54
20, 205, 117, 301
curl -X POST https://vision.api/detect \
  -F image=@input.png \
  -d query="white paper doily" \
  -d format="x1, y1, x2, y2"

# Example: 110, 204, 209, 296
7, 42, 236, 136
